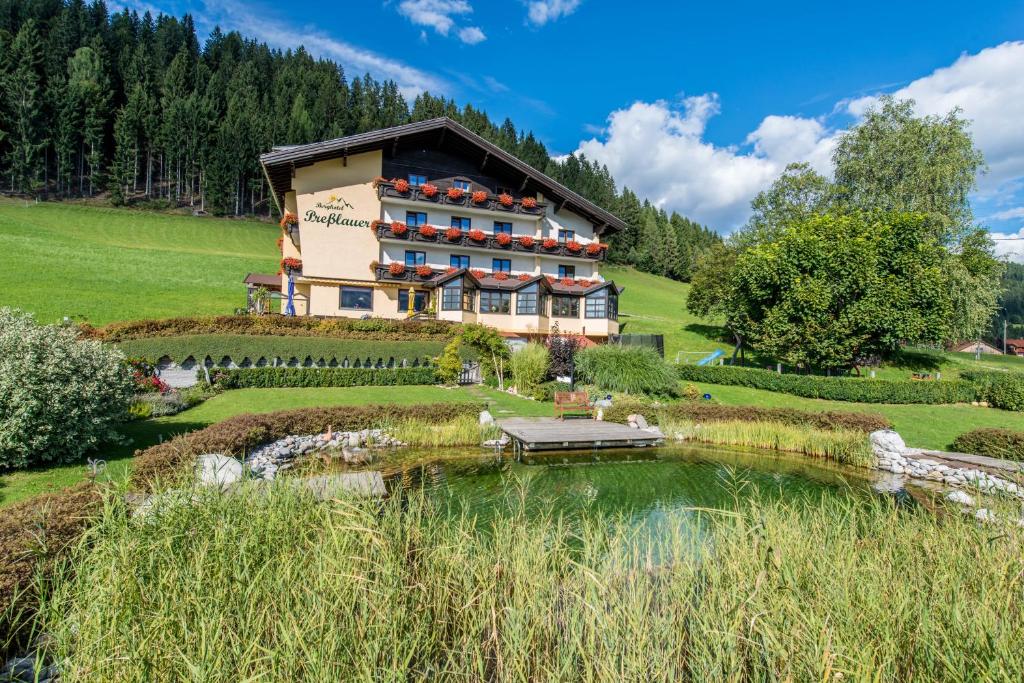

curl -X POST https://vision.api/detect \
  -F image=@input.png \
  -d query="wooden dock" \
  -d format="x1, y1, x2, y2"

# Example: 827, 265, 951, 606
498, 417, 663, 452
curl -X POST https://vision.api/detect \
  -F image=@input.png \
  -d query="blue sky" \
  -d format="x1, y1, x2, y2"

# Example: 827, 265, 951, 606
119, 0, 1024, 256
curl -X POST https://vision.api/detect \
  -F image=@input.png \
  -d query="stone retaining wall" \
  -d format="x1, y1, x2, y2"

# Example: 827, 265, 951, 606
156, 354, 434, 388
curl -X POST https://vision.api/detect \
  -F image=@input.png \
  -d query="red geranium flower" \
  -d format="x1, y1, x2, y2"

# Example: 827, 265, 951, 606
446, 227, 463, 241
446, 266, 458, 273
577, 279, 591, 287
279, 211, 298, 228
419, 224, 437, 238
542, 238, 558, 250
518, 235, 535, 248
468, 229, 486, 242
546, 275, 557, 283
566, 240, 582, 252
517, 273, 533, 281
281, 257, 302, 271
447, 187, 464, 200
585, 242, 601, 255
560, 277, 575, 286
494, 272, 509, 281
495, 232, 512, 246
416, 265, 434, 277
391, 221, 408, 235
470, 269, 486, 279
388, 262, 406, 276
498, 193, 514, 207
521, 197, 538, 209
420, 183, 438, 198
471, 190, 488, 204
370, 219, 387, 231
393, 178, 411, 193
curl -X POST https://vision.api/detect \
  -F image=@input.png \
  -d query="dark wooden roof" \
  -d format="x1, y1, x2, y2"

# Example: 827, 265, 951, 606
243, 273, 282, 289
260, 117, 625, 235
429, 269, 620, 295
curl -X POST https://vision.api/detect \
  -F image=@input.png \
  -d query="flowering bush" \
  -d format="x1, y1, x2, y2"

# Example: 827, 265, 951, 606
542, 238, 558, 250
446, 227, 463, 241
521, 197, 538, 209
393, 178, 411, 193
498, 193, 514, 207
566, 240, 582, 252
420, 183, 438, 198
0, 308, 135, 469
518, 273, 533, 281
279, 211, 298, 227
281, 257, 303, 272
518, 235, 535, 248
471, 190, 488, 204
494, 272, 509, 281
419, 224, 437, 238
388, 262, 406, 276
390, 221, 408, 236
447, 187, 464, 200
560, 277, 575, 286
470, 269, 486, 279
415, 265, 434, 277
586, 242, 602, 255
495, 232, 512, 246
468, 229, 486, 242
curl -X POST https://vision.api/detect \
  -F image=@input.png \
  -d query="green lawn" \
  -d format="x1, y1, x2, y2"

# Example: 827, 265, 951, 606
0, 385, 550, 508
689, 382, 1024, 451
0, 198, 279, 323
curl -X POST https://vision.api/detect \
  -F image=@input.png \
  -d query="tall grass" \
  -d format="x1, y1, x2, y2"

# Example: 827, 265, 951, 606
660, 417, 875, 466
383, 415, 501, 447
39, 484, 1024, 681
575, 345, 678, 396
508, 342, 549, 396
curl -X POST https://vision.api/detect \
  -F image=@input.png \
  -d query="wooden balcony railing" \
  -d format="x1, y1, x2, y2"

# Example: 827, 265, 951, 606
373, 223, 607, 261
375, 181, 548, 216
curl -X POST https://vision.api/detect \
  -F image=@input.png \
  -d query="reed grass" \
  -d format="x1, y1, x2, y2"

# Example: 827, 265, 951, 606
660, 417, 875, 466
37, 482, 1024, 681
383, 415, 501, 447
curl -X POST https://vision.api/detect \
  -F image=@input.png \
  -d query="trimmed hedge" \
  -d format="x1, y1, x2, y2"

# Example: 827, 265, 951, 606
0, 483, 102, 660
952, 428, 1024, 461
82, 315, 460, 343
129, 402, 481, 490
960, 371, 1024, 412
677, 364, 978, 405
604, 400, 892, 433
212, 367, 438, 389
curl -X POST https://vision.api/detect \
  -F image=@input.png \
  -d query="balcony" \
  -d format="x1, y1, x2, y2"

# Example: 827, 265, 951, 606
375, 180, 547, 217
372, 222, 607, 262
374, 265, 444, 284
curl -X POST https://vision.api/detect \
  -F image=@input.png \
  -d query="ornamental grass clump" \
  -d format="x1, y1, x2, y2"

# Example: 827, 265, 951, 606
0, 308, 134, 469
36, 486, 1024, 680
575, 344, 678, 396
508, 342, 549, 395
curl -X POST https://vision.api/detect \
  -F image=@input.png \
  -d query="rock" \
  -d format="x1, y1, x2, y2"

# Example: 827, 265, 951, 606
479, 410, 494, 426
633, 414, 650, 430
869, 430, 906, 456
947, 490, 974, 505
342, 447, 372, 465
626, 414, 640, 429
975, 508, 996, 523
195, 454, 243, 488
595, 408, 603, 421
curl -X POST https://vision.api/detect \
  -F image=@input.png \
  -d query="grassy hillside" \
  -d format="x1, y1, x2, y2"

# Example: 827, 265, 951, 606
0, 199, 279, 324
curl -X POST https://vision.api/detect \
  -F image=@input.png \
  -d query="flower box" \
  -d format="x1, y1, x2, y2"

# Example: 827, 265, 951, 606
542, 238, 558, 250
471, 190, 488, 204
521, 197, 538, 209
468, 229, 486, 242
390, 221, 408, 236
420, 183, 438, 198
470, 269, 486, 279
281, 257, 303, 274
517, 273, 533, 281
566, 240, 582, 252
560, 277, 575, 286
419, 224, 437, 238
393, 178, 411, 193
498, 193, 514, 207
518, 235, 535, 248
445, 227, 463, 241
446, 187, 465, 201
585, 242, 602, 255
494, 272, 509, 281
388, 262, 406, 276
415, 265, 434, 277
279, 211, 298, 228
495, 232, 512, 246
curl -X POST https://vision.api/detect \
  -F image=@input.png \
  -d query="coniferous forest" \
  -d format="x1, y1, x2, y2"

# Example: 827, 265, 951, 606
0, 0, 719, 281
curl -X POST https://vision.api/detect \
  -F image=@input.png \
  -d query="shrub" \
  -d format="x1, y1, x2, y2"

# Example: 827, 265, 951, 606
961, 371, 1024, 411
952, 428, 1024, 461
603, 400, 891, 433
0, 309, 135, 470
575, 345, 678, 396
509, 343, 549, 395
211, 367, 438, 389
533, 380, 571, 402
129, 402, 481, 490
676, 364, 978, 405
436, 339, 463, 384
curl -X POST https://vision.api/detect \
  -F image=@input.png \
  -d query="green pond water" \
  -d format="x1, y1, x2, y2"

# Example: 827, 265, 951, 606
376, 443, 894, 527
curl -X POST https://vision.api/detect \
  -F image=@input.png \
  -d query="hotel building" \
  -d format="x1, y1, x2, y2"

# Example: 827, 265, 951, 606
259, 118, 625, 340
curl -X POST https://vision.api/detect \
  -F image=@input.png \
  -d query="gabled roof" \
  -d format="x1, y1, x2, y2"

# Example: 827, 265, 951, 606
260, 117, 625, 235
429, 269, 620, 295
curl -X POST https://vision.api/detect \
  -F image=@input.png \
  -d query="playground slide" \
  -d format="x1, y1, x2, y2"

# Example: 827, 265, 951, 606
696, 350, 724, 366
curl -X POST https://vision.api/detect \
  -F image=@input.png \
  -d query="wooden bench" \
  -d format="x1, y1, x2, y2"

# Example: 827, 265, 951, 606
554, 391, 593, 420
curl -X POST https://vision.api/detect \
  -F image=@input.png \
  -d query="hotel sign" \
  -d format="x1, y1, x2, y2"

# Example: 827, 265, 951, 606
303, 194, 371, 228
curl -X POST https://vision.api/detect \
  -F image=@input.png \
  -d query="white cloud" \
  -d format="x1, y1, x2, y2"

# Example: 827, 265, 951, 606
526, 0, 581, 26
457, 26, 487, 44
990, 228, 1024, 263
576, 98, 836, 229
988, 207, 1024, 221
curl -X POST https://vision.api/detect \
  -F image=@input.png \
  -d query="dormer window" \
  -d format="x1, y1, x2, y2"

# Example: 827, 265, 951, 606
453, 179, 471, 191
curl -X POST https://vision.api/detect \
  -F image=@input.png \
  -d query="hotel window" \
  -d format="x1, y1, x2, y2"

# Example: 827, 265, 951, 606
493, 221, 512, 235
480, 289, 511, 314
404, 251, 426, 267
551, 295, 579, 318
340, 286, 373, 311
450, 254, 470, 269
517, 284, 539, 315
408, 174, 427, 186
442, 280, 475, 312
558, 229, 575, 243
558, 265, 575, 279
398, 289, 428, 313
492, 258, 511, 273
585, 288, 618, 320
406, 211, 427, 227
453, 179, 471, 191
451, 216, 471, 229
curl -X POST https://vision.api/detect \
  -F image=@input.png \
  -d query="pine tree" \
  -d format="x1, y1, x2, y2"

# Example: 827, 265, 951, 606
4, 20, 47, 193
